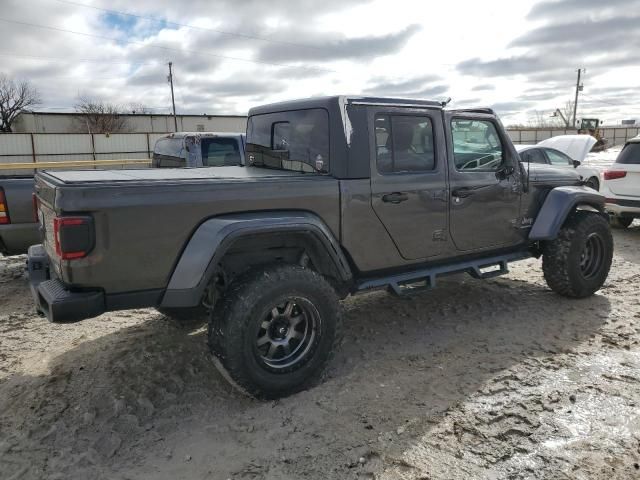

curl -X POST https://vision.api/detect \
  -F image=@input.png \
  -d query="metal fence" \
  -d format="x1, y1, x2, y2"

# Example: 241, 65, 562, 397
2, 127, 639, 174
0, 132, 167, 174
506, 127, 640, 146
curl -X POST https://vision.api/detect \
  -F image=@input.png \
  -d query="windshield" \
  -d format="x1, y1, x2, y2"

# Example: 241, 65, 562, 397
246, 108, 329, 173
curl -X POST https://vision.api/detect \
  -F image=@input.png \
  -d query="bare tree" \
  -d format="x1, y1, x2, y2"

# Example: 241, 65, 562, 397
561, 100, 576, 127
74, 96, 130, 133
528, 110, 565, 128
0, 74, 41, 132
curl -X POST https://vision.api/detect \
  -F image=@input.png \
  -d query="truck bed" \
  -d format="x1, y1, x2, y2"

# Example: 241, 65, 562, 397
41, 165, 298, 184
36, 166, 341, 295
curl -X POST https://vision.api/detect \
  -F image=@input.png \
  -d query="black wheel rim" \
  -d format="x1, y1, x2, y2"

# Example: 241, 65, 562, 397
580, 232, 605, 279
254, 297, 320, 371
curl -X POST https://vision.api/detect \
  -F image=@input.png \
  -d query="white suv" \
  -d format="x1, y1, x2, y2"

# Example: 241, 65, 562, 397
601, 135, 640, 228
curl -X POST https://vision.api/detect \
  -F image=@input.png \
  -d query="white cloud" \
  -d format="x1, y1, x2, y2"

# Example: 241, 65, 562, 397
1, 0, 638, 125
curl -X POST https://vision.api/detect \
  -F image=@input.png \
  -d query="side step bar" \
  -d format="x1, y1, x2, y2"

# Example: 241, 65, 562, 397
355, 251, 531, 296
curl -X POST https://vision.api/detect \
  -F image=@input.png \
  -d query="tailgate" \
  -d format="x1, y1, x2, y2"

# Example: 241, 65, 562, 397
39, 201, 58, 260
34, 174, 59, 260
608, 164, 640, 197
609, 143, 640, 197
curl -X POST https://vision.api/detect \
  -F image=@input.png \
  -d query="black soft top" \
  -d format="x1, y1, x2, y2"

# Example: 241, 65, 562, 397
248, 95, 443, 116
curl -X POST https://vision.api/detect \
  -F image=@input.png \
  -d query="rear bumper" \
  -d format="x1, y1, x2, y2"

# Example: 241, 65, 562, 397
27, 244, 105, 322
0, 222, 40, 256
604, 197, 640, 217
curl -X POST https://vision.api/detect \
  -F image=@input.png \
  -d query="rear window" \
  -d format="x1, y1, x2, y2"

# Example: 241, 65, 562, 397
153, 138, 186, 168
201, 137, 241, 166
615, 143, 640, 164
246, 109, 329, 173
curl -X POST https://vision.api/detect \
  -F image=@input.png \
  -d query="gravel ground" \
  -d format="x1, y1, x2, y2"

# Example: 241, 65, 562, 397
1, 225, 639, 480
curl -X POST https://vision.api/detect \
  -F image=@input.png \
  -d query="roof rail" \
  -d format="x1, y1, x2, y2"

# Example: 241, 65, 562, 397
448, 107, 496, 115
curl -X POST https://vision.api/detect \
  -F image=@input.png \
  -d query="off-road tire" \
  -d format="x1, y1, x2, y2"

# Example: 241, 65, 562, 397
542, 211, 612, 298
585, 177, 599, 191
208, 264, 342, 399
610, 216, 633, 229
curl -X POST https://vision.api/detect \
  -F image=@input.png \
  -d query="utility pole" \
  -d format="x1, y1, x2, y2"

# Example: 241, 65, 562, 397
168, 62, 178, 132
572, 68, 582, 129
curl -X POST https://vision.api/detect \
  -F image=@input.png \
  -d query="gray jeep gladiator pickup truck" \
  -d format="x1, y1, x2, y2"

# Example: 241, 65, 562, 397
27, 95, 612, 398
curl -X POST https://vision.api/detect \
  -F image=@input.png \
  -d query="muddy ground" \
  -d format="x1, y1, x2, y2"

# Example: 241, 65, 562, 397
1, 226, 640, 480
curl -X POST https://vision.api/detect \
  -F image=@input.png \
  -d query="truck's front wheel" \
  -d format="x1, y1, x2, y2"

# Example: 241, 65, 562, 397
542, 211, 613, 298
208, 264, 342, 398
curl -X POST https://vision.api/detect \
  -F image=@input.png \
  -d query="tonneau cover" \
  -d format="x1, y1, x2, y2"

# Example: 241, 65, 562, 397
41, 166, 304, 184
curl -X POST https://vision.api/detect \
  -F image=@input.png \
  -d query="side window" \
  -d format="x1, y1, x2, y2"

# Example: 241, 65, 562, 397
520, 148, 546, 164
246, 109, 329, 173
375, 114, 435, 173
451, 119, 504, 172
545, 149, 572, 166
201, 138, 241, 166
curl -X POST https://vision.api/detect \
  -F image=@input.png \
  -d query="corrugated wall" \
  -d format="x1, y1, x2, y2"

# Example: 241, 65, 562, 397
2, 126, 639, 174
0, 133, 159, 172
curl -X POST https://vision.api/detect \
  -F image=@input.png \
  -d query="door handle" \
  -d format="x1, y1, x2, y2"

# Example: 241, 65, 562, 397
452, 187, 474, 198
382, 192, 409, 204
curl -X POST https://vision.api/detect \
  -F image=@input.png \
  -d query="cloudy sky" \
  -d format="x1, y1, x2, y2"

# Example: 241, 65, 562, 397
1, 0, 639, 125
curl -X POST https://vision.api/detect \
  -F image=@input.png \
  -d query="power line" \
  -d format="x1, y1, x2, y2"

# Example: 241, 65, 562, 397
581, 95, 624, 107
0, 52, 158, 66
53, 0, 324, 51
0, 17, 335, 73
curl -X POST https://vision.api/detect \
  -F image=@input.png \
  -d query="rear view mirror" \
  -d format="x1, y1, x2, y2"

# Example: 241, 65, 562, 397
573, 160, 581, 168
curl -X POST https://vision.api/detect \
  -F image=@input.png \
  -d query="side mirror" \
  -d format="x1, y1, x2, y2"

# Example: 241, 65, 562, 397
573, 160, 581, 168
495, 164, 515, 180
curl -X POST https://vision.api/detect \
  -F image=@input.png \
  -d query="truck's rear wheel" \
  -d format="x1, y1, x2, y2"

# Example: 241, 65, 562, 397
610, 216, 633, 229
542, 211, 612, 298
208, 264, 341, 398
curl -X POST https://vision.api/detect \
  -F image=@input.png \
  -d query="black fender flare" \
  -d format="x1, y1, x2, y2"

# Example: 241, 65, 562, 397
529, 186, 607, 241
161, 211, 352, 308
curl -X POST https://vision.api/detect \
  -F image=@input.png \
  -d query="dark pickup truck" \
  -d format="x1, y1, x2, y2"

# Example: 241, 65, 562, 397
0, 176, 40, 255
28, 96, 612, 398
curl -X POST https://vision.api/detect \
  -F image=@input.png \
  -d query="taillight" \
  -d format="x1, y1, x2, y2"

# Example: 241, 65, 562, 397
604, 170, 627, 180
0, 188, 10, 225
53, 216, 94, 260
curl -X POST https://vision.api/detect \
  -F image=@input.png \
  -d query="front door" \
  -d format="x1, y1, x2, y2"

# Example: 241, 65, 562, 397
446, 113, 523, 251
370, 107, 450, 260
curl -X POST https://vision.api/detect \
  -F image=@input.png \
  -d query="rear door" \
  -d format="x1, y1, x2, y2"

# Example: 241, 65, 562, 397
446, 113, 523, 251
369, 106, 450, 260
609, 142, 640, 197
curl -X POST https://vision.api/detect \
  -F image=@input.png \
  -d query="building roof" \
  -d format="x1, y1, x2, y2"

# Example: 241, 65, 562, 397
21, 111, 246, 118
